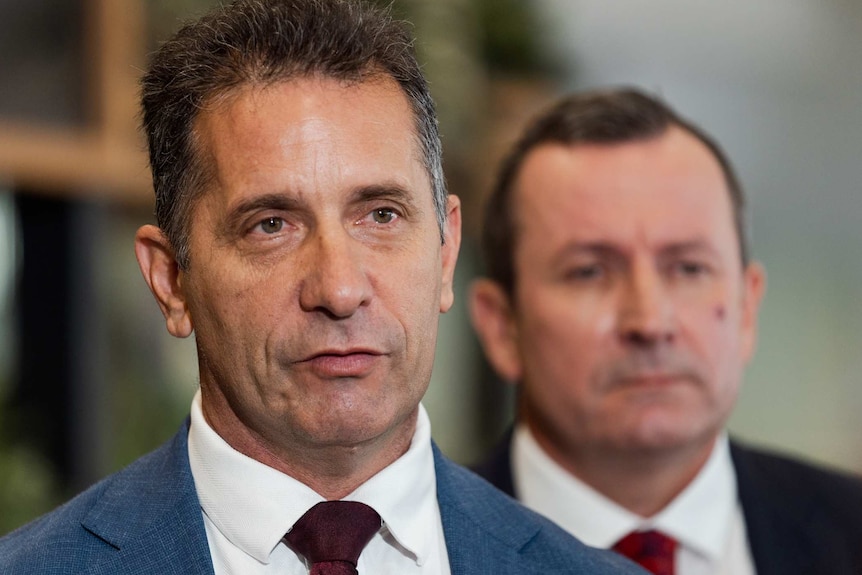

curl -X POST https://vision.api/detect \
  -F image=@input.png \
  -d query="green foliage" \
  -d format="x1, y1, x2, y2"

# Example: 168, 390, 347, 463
0, 443, 59, 535
474, 0, 547, 74
371, 0, 550, 76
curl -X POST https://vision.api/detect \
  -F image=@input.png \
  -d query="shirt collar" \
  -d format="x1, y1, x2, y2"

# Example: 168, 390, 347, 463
345, 404, 437, 566
512, 424, 736, 562
187, 390, 437, 566
651, 433, 737, 561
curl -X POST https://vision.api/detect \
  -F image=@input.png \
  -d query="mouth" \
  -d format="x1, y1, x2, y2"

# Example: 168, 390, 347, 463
616, 372, 689, 389
298, 348, 385, 379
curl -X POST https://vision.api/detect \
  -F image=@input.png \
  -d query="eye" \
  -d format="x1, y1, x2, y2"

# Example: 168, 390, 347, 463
673, 261, 709, 277
257, 216, 284, 234
564, 264, 603, 281
371, 208, 397, 224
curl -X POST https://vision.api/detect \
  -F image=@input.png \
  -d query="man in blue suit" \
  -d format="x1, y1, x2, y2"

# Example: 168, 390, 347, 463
0, 2, 644, 574
469, 88, 862, 574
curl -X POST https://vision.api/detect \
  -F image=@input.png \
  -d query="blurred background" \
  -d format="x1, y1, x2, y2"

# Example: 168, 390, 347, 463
1, 0, 861, 534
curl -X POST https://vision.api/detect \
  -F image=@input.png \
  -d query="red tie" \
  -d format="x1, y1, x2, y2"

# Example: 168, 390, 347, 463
284, 501, 381, 575
612, 530, 677, 575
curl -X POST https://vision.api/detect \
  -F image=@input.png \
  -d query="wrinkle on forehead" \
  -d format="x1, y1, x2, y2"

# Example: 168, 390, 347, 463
194, 75, 427, 207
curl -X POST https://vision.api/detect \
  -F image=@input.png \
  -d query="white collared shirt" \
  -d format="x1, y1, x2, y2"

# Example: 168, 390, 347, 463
188, 391, 451, 575
512, 425, 756, 575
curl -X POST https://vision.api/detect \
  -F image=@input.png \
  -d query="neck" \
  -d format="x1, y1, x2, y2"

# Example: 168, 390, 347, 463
201, 391, 417, 500
263, 437, 413, 500
530, 424, 717, 518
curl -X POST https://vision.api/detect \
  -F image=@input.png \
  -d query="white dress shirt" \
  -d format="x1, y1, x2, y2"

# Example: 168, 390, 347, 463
512, 425, 756, 575
188, 391, 451, 575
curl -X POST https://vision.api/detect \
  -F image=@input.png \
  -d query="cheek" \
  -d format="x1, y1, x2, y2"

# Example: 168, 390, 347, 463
679, 299, 744, 371
187, 263, 281, 345
519, 294, 612, 375
592, 305, 617, 336
542, 293, 617, 344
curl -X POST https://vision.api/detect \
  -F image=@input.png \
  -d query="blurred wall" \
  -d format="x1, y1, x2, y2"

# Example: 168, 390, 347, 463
533, 0, 862, 472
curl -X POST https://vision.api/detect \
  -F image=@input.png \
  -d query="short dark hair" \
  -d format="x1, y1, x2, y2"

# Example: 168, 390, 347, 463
482, 87, 749, 295
141, 0, 446, 269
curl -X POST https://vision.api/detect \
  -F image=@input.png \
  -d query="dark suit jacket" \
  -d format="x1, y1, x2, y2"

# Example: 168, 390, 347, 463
474, 432, 862, 575
0, 422, 644, 575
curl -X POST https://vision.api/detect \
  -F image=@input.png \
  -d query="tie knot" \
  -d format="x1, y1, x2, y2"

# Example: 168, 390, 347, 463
285, 501, 381, 574
612, 530, 677, 575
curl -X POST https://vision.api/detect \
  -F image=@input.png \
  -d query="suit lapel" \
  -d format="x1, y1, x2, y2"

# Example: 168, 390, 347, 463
80, 423, 215, 575
732, 441, 828, 575
472, 429, 516, 497
434, 444, 547, 575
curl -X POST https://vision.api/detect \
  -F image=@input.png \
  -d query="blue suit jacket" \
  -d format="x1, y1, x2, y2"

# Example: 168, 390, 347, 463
475, 432, 862, 575
0, 422, 644, 574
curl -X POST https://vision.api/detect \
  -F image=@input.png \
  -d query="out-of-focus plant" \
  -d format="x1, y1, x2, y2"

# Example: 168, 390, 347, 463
474, 0, 551, 76
0, 443, 58, 534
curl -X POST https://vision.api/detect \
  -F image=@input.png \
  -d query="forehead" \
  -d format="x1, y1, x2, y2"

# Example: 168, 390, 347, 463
193, 75, 429, 206
512, 127, 737, 255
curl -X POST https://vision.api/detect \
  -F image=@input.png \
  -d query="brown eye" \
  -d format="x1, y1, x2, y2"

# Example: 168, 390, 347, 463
372, 208, 396, 224
674, 261, 709, 277
259, 217, 284, 234
565, 264, 603, 281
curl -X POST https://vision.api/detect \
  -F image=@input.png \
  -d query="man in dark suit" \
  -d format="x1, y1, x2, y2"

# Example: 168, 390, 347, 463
469, 88, 862, 574
0, 3, 644, 574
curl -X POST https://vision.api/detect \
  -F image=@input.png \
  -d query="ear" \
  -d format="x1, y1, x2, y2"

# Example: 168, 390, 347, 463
468, 278, 523, 382
740, 260, 766, 362
439, 195, 462, 313
134, 224, 194, 338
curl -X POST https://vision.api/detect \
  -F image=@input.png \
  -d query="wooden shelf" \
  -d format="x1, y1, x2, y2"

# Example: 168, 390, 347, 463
0, 0, 152, 206
0, 121, 151, 204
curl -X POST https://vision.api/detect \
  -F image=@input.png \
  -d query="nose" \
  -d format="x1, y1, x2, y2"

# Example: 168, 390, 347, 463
617, 261, 675, 347
298, 226, 372, 318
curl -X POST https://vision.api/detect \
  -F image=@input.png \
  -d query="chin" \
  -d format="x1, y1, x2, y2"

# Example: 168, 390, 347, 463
626, 420, 718, 454
312, 413, 404, 444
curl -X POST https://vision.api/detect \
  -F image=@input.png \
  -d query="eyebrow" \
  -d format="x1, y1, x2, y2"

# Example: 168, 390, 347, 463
659, 240, 722, 260
350, 183, 421, 212
550, 242, 620, 263
550, 239, 721, 265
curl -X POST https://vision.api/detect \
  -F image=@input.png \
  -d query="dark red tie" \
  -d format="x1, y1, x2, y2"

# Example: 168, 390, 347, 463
612, 530, 677, 575
284, 501, 381, 575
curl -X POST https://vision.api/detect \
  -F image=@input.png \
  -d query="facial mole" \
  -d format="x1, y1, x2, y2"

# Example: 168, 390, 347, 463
714, 305, 726, 320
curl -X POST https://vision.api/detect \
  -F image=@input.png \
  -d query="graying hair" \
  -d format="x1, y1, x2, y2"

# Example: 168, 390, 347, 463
141, 0, 447, 268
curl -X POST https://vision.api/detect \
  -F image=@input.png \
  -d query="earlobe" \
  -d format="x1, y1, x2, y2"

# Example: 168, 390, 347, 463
741, 261, 767, 361
439, 195, 462, 313
468, 279, 523, 383
134, 225, 194, 338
